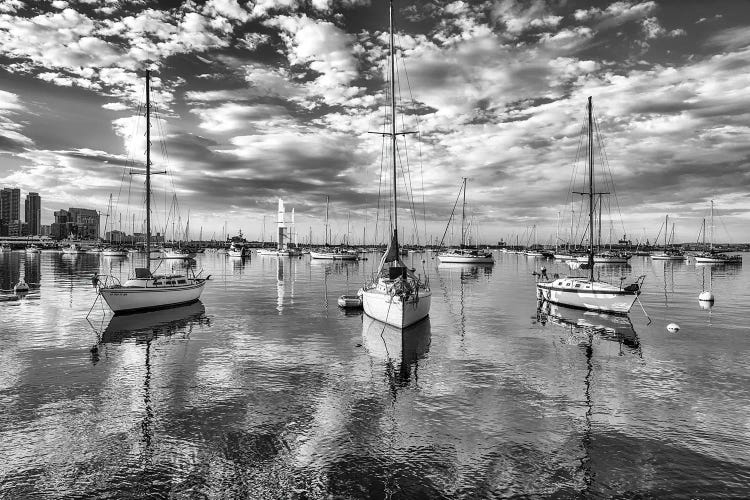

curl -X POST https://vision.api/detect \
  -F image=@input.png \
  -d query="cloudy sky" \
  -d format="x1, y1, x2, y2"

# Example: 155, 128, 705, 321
0, 0, 749, 245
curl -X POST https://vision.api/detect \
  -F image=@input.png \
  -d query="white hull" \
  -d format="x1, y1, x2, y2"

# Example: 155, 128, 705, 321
25, 247, 41, 254
100, 281, 206, 313
575, 255, 631, 264
102, 250, 128, 257
257, 249, 277, 256
536, 278, 639, 314
553, 254, 575, 260
362, 287, 431, 328
163, 249, 196, 259
437, 253, 494, 264
694, 255, 742, 264
227, 250, 245, 257
310, 251, 358, 260
651, 253, 685, 260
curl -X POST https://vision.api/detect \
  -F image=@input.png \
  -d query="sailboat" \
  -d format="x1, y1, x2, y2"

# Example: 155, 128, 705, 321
310, 196, 358, 260
360, 0, 431, 328
650, 215, 685, 260
437, 178, 494, 264
98, 70, 208, 314
536, 97, 644, 314
694, 200, 742, 264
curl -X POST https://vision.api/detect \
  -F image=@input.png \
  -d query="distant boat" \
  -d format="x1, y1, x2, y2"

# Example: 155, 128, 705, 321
0, 243, 10, 252
62, 243, 87, 254
162, 247, 196, 259
360, 0, 431, 328
25, 244, 40, 254
310, 195, 358, 260
98, 70, 207, 314
694, 200, 742, 264
227, 242, 245, 257
102, 246, 128, 257
536, 97, 644, 314
438, 178, 494, 264
575, 251, 631, 264
651, 215, 685, 260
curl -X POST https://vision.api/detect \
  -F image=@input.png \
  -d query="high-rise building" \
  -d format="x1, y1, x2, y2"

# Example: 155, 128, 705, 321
25, 192, 41, 236
0, 187, 21, 222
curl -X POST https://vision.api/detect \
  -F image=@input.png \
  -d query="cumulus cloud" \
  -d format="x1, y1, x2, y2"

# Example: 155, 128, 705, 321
264, 15, 363, 106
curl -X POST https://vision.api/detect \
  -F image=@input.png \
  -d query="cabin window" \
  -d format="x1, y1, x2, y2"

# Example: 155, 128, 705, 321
556, 281, 562, 286
575, 284, 581, 288
565, 282, 571, 286
178, 279, 186, 284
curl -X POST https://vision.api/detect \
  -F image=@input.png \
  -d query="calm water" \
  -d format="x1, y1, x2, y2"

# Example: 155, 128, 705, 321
1, 250, 749, 498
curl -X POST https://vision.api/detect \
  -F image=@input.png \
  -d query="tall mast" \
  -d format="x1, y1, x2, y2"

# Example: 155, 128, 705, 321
389, 0, 398, 246
710, 200, 714, 251
145, 69, 152, 270
587, 96, 594, 279
665, 214, 669, 249
460, 177, 467, 247
325, 195, 329, 246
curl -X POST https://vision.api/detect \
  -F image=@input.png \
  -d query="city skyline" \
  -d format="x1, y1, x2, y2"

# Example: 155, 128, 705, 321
0, 1, 749, 244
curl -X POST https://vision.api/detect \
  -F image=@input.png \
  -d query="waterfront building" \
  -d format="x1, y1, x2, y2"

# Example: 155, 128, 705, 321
24, 192, 41, 236
0, 187, 21, 223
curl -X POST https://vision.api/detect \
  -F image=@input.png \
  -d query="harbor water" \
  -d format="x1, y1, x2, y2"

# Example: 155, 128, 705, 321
1, 250, 749, 498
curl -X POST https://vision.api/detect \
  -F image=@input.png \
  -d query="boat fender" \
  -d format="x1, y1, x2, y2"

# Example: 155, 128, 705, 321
91, 273, 99, 287
666, 323, 680, 332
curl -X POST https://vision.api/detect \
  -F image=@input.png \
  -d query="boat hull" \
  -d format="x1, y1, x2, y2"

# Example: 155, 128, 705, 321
536, 280, 638, 314
310, 251, 358, 260
362, 288, 431, 328
437, 254, 494, 264
651, 253, 685, 260
694, 256, 742, 264
100, 281, 206, 314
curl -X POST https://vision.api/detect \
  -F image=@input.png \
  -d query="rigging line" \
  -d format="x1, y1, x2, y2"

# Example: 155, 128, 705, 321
437, 181, 464, 248
393, 55, 420, 246
593, 112, 627, 238
396, 44, 423, 246
399, 51, 428, 246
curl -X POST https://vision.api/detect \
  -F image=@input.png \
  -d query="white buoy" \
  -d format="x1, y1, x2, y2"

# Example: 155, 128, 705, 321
698, 291, 715, 302
666, 323, 680, 332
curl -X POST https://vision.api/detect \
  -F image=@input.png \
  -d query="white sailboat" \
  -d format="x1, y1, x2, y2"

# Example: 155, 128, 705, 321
650, 215, 685, 260
227, 241, 245, 257
694, 200, 742, 264
536, 97, 644, 314
310, 195, 358, 260
98, 70, 207, 314
360, 0, 431, 328
437, 178, 494, 264
62, 243, 87, 254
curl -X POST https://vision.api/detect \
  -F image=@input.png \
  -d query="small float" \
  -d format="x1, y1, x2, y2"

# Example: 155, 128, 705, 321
338, 294, 363, 309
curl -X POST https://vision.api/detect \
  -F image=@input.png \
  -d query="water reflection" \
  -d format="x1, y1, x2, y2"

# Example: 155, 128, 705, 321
91, 302, 208, 476
96, 301, 208, 344
362, 315, 431, 390
536, 300, 642, 496
536, 301, 640, 355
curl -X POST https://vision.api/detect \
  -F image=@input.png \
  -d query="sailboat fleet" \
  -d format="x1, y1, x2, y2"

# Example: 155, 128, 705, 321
76, 1, 742, 328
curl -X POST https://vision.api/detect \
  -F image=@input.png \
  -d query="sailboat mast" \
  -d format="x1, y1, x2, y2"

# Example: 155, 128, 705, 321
389, 0, 398, 243
587, 96, 594, 279
461, 177, 466, 247
710, 200, 714, 251
145, 69, 152, 269
665, 214, 669, 249
325, 195, 329, 246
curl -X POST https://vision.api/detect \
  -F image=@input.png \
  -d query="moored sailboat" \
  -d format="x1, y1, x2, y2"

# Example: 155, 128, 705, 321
650, 215, 685, 260
438, 178, 494, 264
536, 97, 643, 314
694, 200, 742, 264
98, 70, 207, 314
360, 0, 431, 328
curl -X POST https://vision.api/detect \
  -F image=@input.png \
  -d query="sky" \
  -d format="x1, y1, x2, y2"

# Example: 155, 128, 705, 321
0, 0, 749, 245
